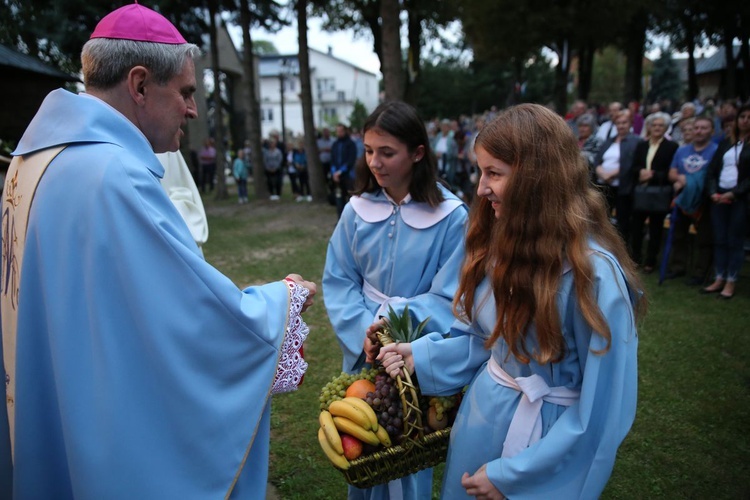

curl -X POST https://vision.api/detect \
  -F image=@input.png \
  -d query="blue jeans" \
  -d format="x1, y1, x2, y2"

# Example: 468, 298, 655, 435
710, 196, 747, 281
236, 178, 247, 200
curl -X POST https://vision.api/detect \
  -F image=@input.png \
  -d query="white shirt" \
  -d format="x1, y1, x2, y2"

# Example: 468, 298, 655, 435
719, 142, 743, 190
598, 143, 621, 187
596, 121, 617, 142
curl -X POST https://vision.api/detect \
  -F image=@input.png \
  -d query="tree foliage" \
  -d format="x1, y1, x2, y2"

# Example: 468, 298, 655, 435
648, 49, 684, 104
348, 99, 369, 130
415, 52, 555, 119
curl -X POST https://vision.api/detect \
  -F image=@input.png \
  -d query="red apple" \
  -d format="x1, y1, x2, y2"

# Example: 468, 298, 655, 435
341, 433, 363, 460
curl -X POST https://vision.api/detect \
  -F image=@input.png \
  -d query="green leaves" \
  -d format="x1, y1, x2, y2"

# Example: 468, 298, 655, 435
382, 304, 430, 343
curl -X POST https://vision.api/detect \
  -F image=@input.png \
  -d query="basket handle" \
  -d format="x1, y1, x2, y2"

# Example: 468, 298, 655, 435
375, 329, 424, 444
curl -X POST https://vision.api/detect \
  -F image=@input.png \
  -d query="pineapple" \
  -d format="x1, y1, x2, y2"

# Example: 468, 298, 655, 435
380, 304, 430, 343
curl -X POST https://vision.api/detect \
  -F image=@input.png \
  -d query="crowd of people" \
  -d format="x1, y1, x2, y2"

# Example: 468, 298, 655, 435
565, 97, 749, 299
413, 97, 748, 299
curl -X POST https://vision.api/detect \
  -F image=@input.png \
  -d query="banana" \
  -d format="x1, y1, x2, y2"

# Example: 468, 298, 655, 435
374, 424, 392, 447
319, 410, 343, 455
328, 399, 373, 431
343, 397, 379, 431
333, 416, 381, 446
318, 428, 349, 470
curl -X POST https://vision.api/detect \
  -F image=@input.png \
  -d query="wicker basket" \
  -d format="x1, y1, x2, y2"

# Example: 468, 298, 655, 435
326, 330, 454, 489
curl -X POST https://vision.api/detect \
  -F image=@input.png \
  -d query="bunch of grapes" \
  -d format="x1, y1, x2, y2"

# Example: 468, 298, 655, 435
429, 395, 460, 424
366, 373, 404, 442
319, 368, 379, 411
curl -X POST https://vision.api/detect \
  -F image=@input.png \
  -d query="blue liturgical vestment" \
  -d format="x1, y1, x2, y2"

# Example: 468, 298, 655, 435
0, 89, 307, 499
411, 244, 639, 499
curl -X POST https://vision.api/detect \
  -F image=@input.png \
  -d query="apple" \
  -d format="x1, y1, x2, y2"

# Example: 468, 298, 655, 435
341, 433, 363, 460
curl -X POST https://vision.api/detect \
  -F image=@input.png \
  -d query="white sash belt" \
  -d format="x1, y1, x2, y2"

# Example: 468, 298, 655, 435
487, 356, 580, 458
362, 279, 407, 320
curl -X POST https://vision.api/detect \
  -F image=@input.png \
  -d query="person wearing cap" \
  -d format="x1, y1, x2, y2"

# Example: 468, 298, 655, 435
0, 4, 316, 498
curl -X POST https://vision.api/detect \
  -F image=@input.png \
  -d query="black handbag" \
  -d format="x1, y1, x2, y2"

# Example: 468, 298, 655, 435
633, 184, 673, 213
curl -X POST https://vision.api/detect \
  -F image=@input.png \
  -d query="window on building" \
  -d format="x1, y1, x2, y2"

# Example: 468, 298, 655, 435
262, 108, 274, 122
337, 91, 345, 102
285, 78, 296, 93
320, 107, 338, 122
317, 78, 336, 93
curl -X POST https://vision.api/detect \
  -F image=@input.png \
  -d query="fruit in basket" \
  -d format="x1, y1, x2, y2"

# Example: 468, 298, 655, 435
340, 434, 364, 460
319, 368, 379, 411
345, 379, 376, 399
333, 417, 381, 446
342, 397, 379, 430
329, 399, 375, 431
368, 373, 404, 442
428, 395, 461, 428
374, 424, 392, 447
318, 428, 349, 470
319, 410, 343, 455
380, 304, 430, 343
427, 406, 448, 431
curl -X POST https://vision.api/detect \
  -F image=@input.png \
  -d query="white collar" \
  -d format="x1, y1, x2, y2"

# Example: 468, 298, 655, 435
349, 188, 464, 229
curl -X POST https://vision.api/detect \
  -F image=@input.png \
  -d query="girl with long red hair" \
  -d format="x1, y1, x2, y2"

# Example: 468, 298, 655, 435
370, 104, 645, 499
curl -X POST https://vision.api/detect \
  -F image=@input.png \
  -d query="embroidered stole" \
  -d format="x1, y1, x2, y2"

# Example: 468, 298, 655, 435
1, 145, 65, 459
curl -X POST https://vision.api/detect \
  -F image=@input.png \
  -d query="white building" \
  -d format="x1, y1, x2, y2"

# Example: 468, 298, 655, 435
258, 48, 379, 140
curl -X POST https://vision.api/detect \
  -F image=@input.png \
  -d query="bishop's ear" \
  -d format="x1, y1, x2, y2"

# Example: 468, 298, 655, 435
127, 66, 150, 103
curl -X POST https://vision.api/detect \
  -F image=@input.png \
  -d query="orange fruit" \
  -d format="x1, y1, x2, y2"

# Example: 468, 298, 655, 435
345, 379, 376, 400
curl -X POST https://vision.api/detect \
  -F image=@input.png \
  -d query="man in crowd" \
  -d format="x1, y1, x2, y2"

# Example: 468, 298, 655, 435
316, 127, 335, 204
330, 123, 357, 217
0, 4, 315, 497
667, 116, 719, 285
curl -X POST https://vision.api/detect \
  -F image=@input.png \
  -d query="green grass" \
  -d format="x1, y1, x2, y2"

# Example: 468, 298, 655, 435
202, 190, 750, 499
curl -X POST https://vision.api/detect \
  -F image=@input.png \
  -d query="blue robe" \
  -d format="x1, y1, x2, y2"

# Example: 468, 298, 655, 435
411, 244, 639, 499
0, 89, 306, 499
323, 187, 467, 373
323, 187, 467, 500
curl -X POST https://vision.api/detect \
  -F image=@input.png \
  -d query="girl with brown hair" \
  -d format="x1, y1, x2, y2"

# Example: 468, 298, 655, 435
371, 103, 645, 499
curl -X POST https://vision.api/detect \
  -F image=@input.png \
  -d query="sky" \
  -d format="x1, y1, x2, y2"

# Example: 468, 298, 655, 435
229, 18, 383, 76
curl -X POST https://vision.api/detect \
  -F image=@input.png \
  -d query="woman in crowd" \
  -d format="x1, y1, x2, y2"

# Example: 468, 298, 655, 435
575, 113, 601, 170
371, 104, 644, 499
702, 103, 750, 299
630, 111, 679, 273
678, 117, 695, 145
593, 111, 643, 245
323, 101, 468, 500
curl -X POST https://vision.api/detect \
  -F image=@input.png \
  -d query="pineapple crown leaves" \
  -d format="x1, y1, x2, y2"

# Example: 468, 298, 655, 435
382, 304, 430, 343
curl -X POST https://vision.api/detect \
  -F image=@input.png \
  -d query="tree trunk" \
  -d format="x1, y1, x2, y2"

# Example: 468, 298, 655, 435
739, 16, 750, 101
685, 17, 699, 101
623, 10, 647, 103
404, 4, 421, 106
238, 0, 267, 200
380, 0, 404, 101
576, 40, 595, 102
362, 1, 383, 64
208, 0, 228, 199
723, 22, 737, 100
552, 39, 570, 115
507, 58, 523, 106
297, 0, 326, 201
